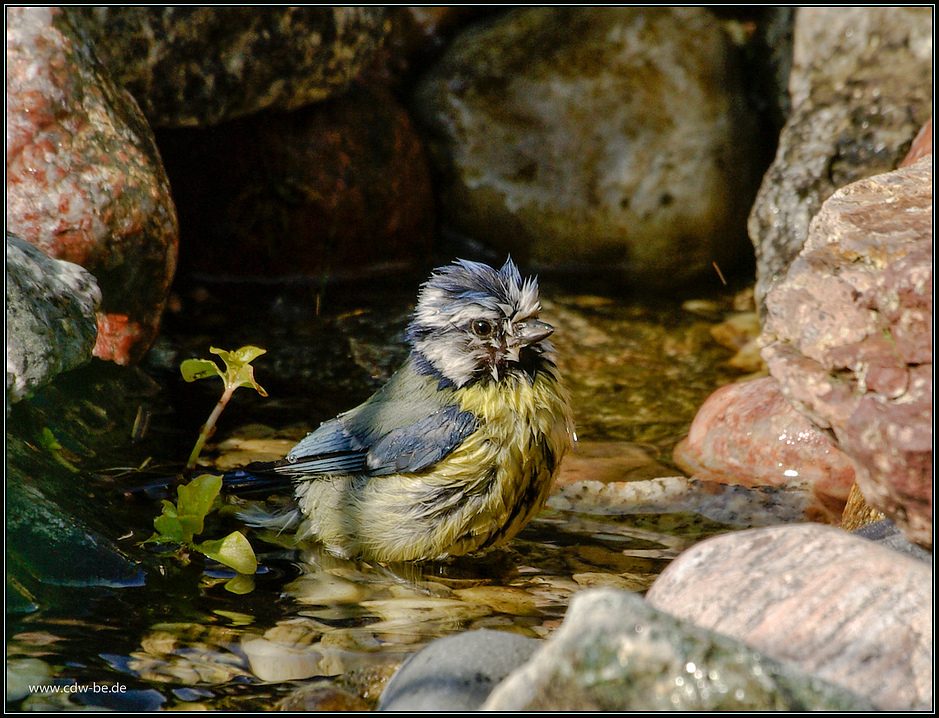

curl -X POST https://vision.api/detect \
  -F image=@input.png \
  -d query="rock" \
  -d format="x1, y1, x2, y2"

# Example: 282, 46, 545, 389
378, 629, 540, 711
673, 376, 857, 523
549, 475, 821, 529
276, 683, 371, 712
761, 157, 932, 548
749, 7, 932, 308
6, 6, 179, 365
852, 519, 931, 563
6, 658, 54, 702
72, 7, 390, 127
482, 589, 872, 711
6, 234, 100, 409
901, 116, 933, 166
157, 84, 434, 279
6, 470, 145, 598
412, 7, 762, 287
6, 361, 169, 610
241, 636, 337, 682
646, 524, 932, 711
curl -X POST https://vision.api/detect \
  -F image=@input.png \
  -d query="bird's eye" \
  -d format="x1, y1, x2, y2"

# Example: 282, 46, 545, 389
471, 319, 494, 338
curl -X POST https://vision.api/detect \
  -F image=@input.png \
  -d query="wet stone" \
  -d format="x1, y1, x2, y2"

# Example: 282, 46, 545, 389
483, 589, 873, 711
378, 629, 540, 711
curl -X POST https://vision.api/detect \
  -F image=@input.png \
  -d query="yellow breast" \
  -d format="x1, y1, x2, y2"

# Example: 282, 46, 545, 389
296, 366, 574, 562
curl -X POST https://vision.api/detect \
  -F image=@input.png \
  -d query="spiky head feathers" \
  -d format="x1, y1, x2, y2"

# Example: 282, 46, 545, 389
408, 258, 554, 387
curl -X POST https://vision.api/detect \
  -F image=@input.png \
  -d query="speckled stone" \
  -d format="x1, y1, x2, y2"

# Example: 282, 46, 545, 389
646, 524, 932, 711
73, 7, 390, 128
549, 475, 816, 529
761, 156, 932, 548
749, 7, 932, 309
6, 6, 178, 365
674, 376, 857, 523
412, 6, 762, 286
482, 589, 872, 711
6, 234, 100, 409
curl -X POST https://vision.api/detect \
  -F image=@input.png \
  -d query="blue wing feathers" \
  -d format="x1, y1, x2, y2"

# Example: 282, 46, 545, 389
276, 402, 476, 479
366, 406, 476, 475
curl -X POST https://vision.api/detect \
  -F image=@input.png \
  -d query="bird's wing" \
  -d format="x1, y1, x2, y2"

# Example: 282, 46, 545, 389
364, 405, 477, 475
277, 356, 478, 478
278, 404, 476, 477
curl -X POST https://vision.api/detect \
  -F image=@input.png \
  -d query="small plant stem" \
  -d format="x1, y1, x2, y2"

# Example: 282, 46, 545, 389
185, 386, 234, 474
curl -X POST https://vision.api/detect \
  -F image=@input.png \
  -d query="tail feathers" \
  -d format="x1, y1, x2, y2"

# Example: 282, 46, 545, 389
237, 503, 303, 534
222, 464, 294, 495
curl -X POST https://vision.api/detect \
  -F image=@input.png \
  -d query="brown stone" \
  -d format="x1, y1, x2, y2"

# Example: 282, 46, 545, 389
158, 83, 434, 280
761, 156, 932, 547
674, 377, 856, 523
412, 6, 762, 286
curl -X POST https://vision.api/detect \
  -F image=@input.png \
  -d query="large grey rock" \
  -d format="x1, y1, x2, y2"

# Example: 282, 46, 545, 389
378, 629, 539, 711
482, 589, 872, 711
6, 234, 100, 409
646, 524, 933, 711
413, 7, 762, 287
74, 7, 390, 127
749, 7, 932, 308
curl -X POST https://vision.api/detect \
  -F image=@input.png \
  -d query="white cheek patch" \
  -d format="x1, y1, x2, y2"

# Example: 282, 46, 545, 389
415, 334, 478, 387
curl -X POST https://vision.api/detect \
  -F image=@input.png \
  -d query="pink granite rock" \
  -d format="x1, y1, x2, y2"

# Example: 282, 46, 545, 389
646, 523, 933, 711
674, 376, 856, 523
901, 117, 932, 167
761, 156, 932, 547
6, 6, 178, 365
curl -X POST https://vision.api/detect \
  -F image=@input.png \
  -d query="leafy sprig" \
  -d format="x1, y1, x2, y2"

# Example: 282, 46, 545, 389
145, 473, 257, 575
180, 346, 268, 473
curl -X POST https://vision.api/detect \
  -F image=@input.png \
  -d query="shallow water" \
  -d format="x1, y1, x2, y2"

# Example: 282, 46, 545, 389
8, 270, 774, 711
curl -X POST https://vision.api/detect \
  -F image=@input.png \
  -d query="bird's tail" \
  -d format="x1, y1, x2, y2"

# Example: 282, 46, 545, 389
220, 463, 294, 495
223, 461, 303, 534
121, 462, 294, 502
236, 502, 303, 534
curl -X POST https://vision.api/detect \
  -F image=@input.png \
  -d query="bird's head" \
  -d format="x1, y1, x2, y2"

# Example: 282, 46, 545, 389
407, 258, 556, 388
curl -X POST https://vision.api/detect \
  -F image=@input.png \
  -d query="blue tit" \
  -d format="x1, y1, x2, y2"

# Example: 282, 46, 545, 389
245, 257, 574, 562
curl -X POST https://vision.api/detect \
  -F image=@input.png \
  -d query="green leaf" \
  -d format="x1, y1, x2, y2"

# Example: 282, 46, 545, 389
213, 345, 267, 365
180, 358, 222, 383
210, 346, 268, 396
151, 499, 186, 542
152, 514, 185, 543
176, 474, 222, 529
213, 609, 255, 625
223, 575, 256, 595
197, 531, 258, 575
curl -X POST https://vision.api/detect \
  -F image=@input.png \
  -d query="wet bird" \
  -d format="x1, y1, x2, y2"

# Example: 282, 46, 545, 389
237, 258, 574, 562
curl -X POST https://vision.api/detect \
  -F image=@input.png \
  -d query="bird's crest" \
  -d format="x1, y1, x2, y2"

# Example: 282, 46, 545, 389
408, 258, 551, 388
410, 257, 540, 334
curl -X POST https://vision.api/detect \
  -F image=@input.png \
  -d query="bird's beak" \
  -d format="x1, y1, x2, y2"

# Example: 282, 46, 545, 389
517, 319, 554, 345
502, 319, 553, 367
